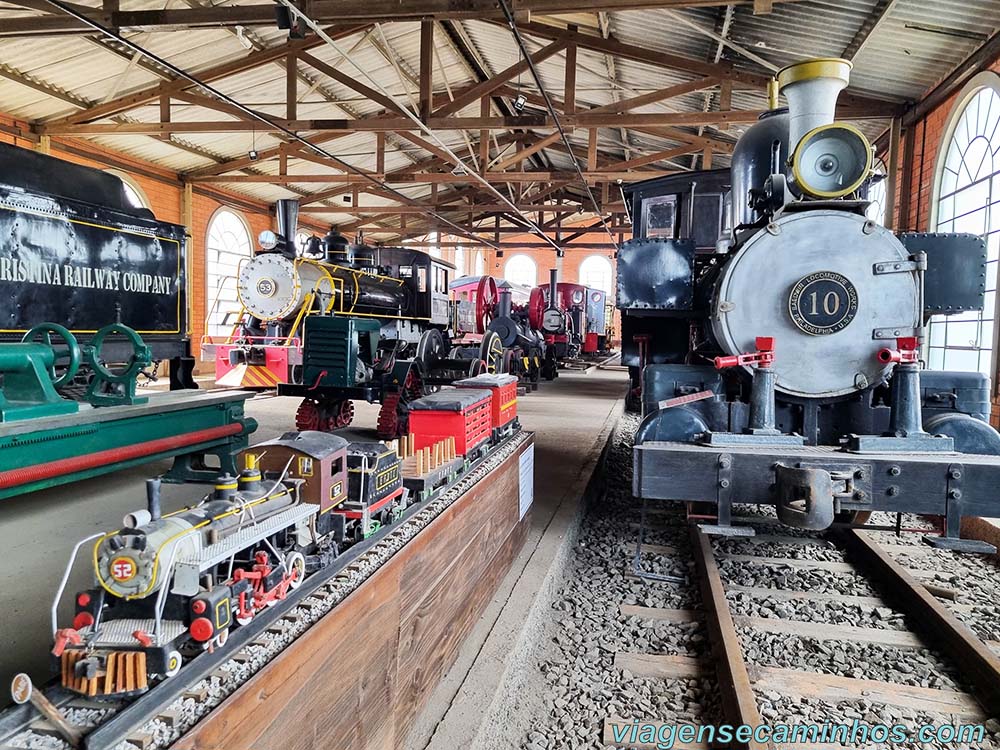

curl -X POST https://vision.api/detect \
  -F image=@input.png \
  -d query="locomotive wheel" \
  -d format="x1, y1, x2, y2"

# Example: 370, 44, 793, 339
502, 348, 516, 376
475, 276, 500, 334
479, 330, 504, 374
286, 551, 306, 590
163, 650, 182, 678
325, 399, 355, 430
467, 359, 486, 377
416, 329, 446, 371
295, 398, 322, 431
376, 367, 424, 439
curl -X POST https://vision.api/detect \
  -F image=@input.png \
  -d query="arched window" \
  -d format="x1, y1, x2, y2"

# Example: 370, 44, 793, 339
474, 251, 485, 276
206, 209, 253, 338
504, 254, 537, 287
579, 255, 613, 293
454, 246, 465, 277
865, 159, 887, 226
927, 73, 1000, 376
106, 169, 149, 209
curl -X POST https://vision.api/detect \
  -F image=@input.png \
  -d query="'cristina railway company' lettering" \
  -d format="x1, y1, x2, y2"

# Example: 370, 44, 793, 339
0, 258, 172, 295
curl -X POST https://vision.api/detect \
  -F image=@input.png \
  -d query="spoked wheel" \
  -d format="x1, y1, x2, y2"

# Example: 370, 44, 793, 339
325, 399, 354, 430
296, 398, 354, 432
376, 367, 424, 439
295, 398, 322, 431
163, 650, 182, 678
286, 551, 306, 590
416, 329, 446, 373
478, 330, 504, 374
466, 359, 486, 377
502, 348, 516, 376
475, 276, 499, 334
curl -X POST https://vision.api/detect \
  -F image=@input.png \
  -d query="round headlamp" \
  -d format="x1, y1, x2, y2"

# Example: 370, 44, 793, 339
791, 123, 873, 199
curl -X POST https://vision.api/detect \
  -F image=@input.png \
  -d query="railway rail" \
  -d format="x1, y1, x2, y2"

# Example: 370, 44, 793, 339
617, 508, 1000, 749
1, 431, 530, 750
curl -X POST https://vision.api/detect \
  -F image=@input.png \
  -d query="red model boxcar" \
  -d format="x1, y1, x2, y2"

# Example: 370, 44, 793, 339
454, 373, 518, 434
408, 389, 493, 456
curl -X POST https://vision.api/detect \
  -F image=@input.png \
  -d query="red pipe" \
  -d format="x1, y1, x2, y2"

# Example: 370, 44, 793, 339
0, 423, 245, 489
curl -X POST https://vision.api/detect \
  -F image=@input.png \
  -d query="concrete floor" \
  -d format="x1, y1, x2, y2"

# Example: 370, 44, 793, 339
0, 367, 626, 705
408, 367, 626, 749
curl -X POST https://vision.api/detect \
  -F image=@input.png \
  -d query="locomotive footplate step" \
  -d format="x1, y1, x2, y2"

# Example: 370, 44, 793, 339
700, 431, 806, 447
924, 536, 997, 554
696, 523, 756, 537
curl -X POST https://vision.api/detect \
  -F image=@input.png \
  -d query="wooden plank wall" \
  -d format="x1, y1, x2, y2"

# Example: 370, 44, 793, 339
175, 436, 534, 750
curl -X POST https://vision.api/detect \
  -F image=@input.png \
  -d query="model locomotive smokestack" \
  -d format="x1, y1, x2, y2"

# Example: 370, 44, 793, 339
548, 268, 558, 306
498, 289, 513, 318
776, 58, 851, 155
146, 478, 162, 522
275, 199, 300, 258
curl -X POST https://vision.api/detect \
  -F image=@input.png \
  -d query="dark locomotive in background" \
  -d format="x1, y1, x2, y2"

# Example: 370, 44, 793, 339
0, 143, 194, 389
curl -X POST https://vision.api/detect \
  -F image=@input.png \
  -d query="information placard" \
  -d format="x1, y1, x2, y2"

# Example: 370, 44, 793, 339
518, 443, 534, 520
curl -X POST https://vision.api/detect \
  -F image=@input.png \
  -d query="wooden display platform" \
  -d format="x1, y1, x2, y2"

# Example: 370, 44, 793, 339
173, 435, 534, 750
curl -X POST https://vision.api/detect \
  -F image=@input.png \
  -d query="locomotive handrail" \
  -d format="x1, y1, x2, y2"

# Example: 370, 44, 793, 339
51, 532, 105, 638
203, 270, 245, 346
153, 537, 185, 646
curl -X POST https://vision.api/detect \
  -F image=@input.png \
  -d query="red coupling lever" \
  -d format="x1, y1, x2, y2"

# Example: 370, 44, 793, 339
51, 628, 82, 657
877, 336, 919, 364
714, 336, 775, 370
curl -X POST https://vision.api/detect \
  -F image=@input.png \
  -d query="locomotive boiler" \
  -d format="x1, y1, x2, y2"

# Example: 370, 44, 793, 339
620, 58, 1000, 550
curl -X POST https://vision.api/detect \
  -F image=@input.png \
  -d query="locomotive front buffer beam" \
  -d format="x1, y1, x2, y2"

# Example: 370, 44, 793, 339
634, 441, 1000, 553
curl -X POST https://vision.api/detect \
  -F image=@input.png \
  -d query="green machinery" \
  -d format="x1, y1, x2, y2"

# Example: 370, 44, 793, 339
0, 322, 257, 500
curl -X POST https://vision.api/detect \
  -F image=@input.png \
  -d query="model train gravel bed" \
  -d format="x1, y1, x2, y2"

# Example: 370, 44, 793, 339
6, 433, 530, 750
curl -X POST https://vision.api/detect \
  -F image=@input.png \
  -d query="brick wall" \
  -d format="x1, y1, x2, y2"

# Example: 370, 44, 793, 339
886, 58, 1000, 424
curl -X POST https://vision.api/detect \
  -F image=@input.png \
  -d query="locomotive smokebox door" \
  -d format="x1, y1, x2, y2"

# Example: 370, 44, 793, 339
711, 210, 920, 400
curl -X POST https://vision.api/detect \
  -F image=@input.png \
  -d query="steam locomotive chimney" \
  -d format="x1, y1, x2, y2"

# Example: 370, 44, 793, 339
548, 268, 558, 307
498, 289, 513, 318
275, 199, 300, 258
146, 478, 162, 522
776, 58, 851, 156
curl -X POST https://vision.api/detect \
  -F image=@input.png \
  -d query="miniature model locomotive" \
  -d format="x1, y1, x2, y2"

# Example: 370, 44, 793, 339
52, 432, 403, 697
620, 58, 1000, 549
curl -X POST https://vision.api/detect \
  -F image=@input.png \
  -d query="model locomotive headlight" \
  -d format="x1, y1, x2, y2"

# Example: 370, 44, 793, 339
258, 229, 279, 251
791, 123, 873, 199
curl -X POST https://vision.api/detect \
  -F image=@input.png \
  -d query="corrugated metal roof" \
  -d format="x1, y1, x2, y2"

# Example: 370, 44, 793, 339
0, 1, 996, 240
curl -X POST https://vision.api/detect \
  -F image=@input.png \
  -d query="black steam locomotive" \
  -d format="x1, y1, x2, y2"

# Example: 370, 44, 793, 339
210, 199, 507, 437
619, 58, 1000, 550
0, 143, 194, 388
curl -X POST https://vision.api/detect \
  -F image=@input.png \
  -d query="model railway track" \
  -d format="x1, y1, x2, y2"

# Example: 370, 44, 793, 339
613, 518, 1000, 748
2, 432, 530, 750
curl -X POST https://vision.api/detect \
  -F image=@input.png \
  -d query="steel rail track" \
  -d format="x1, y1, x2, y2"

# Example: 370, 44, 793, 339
2, 432, 529, 750
690, 521, 1000, 749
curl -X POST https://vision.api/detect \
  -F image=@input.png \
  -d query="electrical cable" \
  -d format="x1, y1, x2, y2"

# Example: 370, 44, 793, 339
496, 0, 621, 252
39, 0, 502, 251
272, 0, 565, 253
